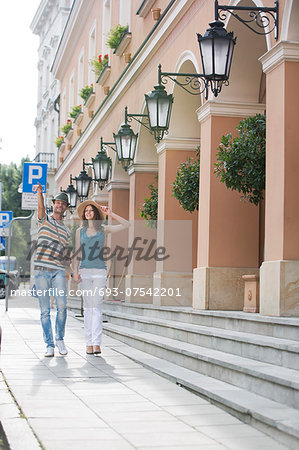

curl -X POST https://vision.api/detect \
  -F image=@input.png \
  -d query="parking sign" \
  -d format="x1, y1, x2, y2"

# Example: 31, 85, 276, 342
22, 162, 47, 193
0, 211, 13, 228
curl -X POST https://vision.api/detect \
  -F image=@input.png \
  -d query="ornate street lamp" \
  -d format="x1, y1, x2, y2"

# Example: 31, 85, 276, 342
65, 175, 78, 211
197, 20, 236, 97
145, 81, 173, 143
75, 169, 92, 201
113, 108, 138, 171
91, 140, 112, 190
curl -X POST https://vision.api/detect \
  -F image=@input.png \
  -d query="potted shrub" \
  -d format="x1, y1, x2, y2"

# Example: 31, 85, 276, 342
80, 84, 94, 102
69, 105, 82, 120
90, 54, 109, 77
61, 119, 72, 136
172, 149, 200, 212
138, 176, 158, 228
214, 114, 265, 205
55, 136, 64, 148
106, 25, 128, 50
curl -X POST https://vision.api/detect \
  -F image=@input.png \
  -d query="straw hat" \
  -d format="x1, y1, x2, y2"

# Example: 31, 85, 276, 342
77, 200, 104, 221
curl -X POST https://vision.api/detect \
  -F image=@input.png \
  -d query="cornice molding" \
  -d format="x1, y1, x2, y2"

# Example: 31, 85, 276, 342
259, 41, 299, 74
156, 137, 200, 155
106, 181, 130, 192
196, 101, 266, 124
127, 163, 158, 175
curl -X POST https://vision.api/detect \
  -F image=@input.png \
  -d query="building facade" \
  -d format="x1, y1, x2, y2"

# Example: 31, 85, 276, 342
50, 0, 299, 317
31, 0, 73, 208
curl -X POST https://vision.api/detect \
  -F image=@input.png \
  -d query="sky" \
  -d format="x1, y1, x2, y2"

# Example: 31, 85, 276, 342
0, 0, 41, 166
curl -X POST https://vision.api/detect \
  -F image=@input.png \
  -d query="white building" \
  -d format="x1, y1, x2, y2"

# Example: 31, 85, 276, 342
30, 0, 73, 208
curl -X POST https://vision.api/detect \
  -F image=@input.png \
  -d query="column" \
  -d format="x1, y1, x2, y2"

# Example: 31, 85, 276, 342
154, 138, 199, 306
193, 101, 265, 310
106, 181, 129, 294
259, 42, 299, 316
125, 163, 158, 303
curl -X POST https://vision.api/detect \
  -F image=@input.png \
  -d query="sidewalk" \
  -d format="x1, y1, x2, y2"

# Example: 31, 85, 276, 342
0, 294, 288, 450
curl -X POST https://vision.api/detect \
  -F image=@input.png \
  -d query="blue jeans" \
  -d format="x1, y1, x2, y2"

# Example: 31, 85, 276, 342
35, 269, 67, 348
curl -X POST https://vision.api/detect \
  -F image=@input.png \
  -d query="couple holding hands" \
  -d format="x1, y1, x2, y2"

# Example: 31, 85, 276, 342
34, 182, 129, 357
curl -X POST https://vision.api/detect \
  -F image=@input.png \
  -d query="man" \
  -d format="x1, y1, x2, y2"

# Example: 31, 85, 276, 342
34, 182, 71, 357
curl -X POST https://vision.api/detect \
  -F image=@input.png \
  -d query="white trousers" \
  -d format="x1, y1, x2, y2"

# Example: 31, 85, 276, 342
79, 268, 106, 346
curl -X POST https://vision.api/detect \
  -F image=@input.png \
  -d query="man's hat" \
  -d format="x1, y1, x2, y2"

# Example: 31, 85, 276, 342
52, 192, 69, 206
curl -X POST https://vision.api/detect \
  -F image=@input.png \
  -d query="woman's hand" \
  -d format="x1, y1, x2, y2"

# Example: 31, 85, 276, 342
100, 205, 111, 215
72, 272, 82, 283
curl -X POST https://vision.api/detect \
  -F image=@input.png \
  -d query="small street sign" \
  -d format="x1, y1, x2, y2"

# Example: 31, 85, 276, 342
0, 237, 5, 251
22, 162, 47, 193
0, 211, 13, 228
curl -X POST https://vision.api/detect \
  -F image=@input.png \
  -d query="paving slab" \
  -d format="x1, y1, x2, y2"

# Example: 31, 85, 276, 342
0, 295, 290, 450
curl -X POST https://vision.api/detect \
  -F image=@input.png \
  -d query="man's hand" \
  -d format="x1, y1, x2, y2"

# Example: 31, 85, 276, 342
36, 182, 45, 219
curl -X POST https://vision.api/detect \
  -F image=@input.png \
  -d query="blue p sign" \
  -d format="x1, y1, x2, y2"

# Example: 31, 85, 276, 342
0, 211, 13, 228
22, 162, 48, 193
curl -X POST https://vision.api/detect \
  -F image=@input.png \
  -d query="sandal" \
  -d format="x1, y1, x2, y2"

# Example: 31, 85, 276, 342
86, 345, 93, 354
93, 345, 101, 355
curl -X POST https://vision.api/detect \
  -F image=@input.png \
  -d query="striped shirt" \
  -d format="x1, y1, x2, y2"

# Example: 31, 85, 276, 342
34, 214, 71, 271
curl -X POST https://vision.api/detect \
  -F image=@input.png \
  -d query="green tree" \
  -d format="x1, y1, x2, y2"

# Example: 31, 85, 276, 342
138, 175, 158, 228
214, 114, 266, 205
172, 149, 200, 212
0, 157, 30, 259
0, 157, 30, 218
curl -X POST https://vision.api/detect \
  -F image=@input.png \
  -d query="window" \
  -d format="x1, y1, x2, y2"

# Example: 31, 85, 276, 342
77, 48, 84, 103
88, 22, 96, 85
68, 72, 74, 113
61, 89, 66, 125
102, 0, 111, 55
119, 0, 131, 29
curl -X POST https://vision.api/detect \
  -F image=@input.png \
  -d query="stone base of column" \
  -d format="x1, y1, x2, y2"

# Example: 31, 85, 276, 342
193, 267, 259, 310
260, 260, 299, 317
153, 272, 192, 306
125, 274, 153, 303
106, 275, 126, 300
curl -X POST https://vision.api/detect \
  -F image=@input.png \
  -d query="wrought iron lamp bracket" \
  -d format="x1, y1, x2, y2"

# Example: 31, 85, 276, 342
215, 0, 279, 39
101, 137, 116, 153
158, 64, 208, 98
125, 107, 153, 134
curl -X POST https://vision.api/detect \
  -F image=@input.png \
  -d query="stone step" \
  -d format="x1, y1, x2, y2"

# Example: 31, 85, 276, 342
109, 341, 299, 450
103, 322, 299, 409
103, 300, 299, 341
102, 310, 299, 370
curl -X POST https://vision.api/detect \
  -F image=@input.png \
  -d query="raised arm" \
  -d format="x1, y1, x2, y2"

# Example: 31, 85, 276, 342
36, 182, 45, 220
100, 206, 130, 234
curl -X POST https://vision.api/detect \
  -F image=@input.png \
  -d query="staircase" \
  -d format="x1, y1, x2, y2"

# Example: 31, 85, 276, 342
102, 301, 299, 449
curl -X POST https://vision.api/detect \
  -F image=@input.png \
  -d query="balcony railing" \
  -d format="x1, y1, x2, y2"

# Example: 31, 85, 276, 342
34, 152, 55, 170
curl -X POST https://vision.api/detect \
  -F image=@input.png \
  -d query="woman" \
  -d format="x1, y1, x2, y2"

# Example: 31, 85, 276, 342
72, 200, 129, 355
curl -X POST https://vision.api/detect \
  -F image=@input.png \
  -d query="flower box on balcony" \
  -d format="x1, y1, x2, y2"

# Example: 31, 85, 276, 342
113, 31, 132, 56
96, 64, 111, 86
74, 111, 83, 126
59, 142, 66, 153
84, 91, 95, 108
65, 128, 73, 140
136, 0, 156, 17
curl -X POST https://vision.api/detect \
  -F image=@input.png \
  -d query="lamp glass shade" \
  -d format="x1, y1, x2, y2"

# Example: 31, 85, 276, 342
145, 84, 173, 131
198, 21, 236, 81
92, 151, 111, 182
113, 123, 138, 169
75, 170, 91, 199
65, 184, 77, 208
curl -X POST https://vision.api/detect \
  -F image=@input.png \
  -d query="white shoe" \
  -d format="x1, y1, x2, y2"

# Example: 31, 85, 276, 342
44, 347, 54, 357
56, 340, 68, 356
